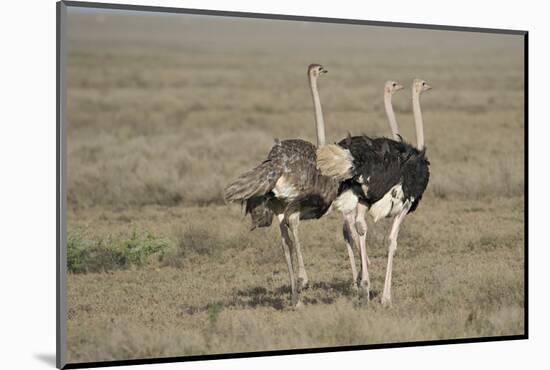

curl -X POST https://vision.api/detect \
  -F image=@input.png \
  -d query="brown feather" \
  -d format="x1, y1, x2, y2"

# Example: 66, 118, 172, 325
224, 139, 340, 227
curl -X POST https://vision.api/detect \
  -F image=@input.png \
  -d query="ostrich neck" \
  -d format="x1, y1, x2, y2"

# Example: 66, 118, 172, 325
309, 76, 326, 147
412, 90, 425, 150
384, 92, 400, 140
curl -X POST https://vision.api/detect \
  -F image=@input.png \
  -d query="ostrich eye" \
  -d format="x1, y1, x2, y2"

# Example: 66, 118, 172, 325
422, 82, 426, 85
392, 83, 396, 87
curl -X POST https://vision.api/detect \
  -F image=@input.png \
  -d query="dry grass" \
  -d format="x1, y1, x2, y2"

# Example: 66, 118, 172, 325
65, 9, 525, 364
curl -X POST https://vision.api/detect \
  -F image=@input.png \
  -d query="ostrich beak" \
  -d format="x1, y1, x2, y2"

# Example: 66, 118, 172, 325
425, 84, 432, 90
321, 68, 328, 74
396, 84, 404, 91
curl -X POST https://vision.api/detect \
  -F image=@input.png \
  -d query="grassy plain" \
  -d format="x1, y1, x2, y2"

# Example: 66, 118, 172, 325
65, 9, 525, 363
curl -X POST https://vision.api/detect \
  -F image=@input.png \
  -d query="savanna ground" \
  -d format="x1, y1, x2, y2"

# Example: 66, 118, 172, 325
65, 9, 525, 363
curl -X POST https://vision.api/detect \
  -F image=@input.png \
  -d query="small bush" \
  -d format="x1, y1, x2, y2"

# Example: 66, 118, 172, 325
67, 229, 170, 273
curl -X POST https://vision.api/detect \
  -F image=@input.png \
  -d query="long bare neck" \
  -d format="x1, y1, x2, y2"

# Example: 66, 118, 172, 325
412, 89, 425, 150
309, 76, 326, 146
384, 91, 400, 140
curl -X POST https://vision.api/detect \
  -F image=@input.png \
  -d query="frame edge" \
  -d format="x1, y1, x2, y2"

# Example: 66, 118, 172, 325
62, 0, 527, 35
57, 1, 68, 368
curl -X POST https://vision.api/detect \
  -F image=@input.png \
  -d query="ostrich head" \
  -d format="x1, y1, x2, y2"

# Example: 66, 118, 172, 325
413, 78, 432, 94
308, 64, 328, 78
385, 80, 404, 94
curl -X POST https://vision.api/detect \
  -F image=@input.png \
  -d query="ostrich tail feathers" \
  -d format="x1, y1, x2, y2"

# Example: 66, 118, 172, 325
245, 196, 274, 229
316, 144, 354, 181
223, 160, 279, 202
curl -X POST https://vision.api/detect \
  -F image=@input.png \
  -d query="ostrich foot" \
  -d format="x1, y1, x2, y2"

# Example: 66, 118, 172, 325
298, 276, 309, 290
291, 291, 302, 307
381, 295, 392, 307
358, 280, 370, 301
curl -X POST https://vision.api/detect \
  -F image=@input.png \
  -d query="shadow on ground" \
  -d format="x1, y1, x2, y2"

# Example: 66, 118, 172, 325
182, 277, 379, 314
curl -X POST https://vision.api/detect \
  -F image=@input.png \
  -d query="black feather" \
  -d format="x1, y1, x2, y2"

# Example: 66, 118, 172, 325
338, 135, 430, 214
361, 135, 373, 147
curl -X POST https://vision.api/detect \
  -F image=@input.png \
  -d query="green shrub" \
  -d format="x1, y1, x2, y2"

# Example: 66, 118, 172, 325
67, 229, 170, 273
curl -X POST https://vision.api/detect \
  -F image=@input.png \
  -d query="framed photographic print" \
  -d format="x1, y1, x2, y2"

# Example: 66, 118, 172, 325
57, 1, 527, 368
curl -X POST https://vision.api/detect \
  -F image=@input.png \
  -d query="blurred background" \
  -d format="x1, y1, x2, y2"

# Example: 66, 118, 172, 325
67, 9, 524, 210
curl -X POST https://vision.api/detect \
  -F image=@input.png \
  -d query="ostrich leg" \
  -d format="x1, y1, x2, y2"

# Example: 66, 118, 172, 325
381, 204, 411, 306
355, 202, 370, 299
277, 214, 298, 306
348, 203, 370, 300
342, 210, 359, 289
288, 213, 308, 296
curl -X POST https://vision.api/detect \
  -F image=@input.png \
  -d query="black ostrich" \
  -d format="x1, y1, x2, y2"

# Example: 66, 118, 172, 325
336, 80, 404, 296
317, 78, 431, 306
223, 64, 339, 307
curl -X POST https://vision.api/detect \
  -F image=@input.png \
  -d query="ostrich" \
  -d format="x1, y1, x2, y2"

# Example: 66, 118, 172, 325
316, 78, 431, 305
342, 80, 404, 293
224, 64, 339, 307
